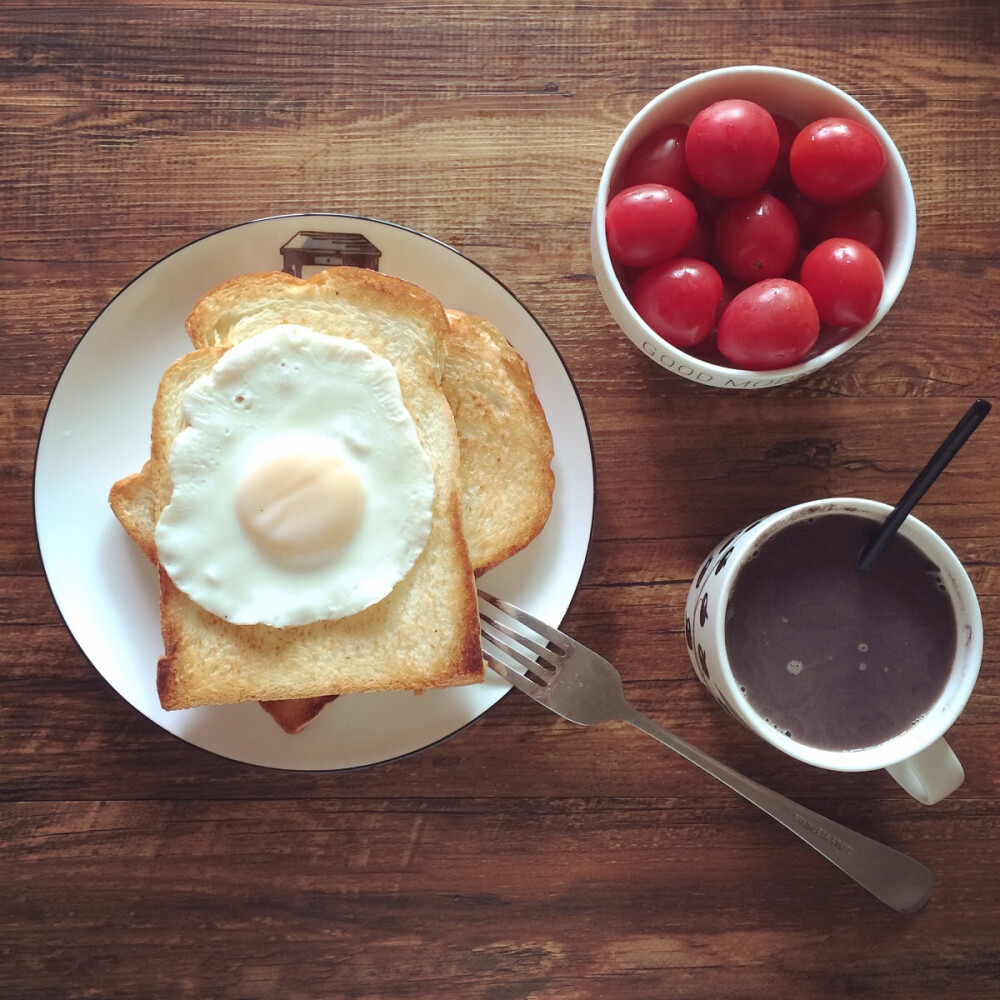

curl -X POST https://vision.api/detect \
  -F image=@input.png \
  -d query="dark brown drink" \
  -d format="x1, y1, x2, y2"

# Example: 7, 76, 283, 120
724, 513, 956, 751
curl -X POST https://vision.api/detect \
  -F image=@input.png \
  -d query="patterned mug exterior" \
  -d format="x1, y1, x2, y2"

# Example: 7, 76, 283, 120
685, 498, 982, 805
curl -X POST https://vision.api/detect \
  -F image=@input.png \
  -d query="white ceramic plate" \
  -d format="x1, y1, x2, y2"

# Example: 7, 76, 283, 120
35, 214, 595, 770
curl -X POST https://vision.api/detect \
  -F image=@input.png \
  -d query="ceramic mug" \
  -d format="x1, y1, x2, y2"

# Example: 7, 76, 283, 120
685, 498, 982, 805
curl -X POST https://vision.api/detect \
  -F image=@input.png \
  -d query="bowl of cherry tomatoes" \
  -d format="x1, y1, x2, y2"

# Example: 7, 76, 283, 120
590, 65, 916, 388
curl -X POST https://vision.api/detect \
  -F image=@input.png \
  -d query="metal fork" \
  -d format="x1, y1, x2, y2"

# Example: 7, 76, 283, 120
478, 590, 933, 914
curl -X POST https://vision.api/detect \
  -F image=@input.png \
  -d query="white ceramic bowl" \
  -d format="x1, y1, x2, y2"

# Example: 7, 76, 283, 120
590, 65, 916, 389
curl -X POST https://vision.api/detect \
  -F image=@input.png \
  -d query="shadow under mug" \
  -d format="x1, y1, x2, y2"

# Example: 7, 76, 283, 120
685, 498, 982, 805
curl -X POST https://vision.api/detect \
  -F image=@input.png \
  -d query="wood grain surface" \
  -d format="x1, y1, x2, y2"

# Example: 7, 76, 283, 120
2, 2, 999, 998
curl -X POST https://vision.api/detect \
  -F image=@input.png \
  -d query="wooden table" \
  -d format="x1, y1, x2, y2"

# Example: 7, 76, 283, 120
3, 2, 999, 997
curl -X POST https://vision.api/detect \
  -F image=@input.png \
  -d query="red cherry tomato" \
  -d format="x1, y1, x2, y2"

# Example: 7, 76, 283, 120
716, 278, 820, 370
765, 114, 800, 190
814, 198, 886, 253
714, 192, 800, 283
789, 117, 887, 204
605, 183, 697, 268
629, 257, 723, 347
623, 123, 693, 194
685, 99, 780, 198
799, 238, 884, 328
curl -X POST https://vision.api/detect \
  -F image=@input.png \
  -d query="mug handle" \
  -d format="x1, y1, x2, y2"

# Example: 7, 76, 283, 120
885, 737, 964, 805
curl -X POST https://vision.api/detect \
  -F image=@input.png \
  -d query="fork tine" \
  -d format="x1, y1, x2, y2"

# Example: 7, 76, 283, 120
480, 635, 549, 699
479, 617, 555, 678
478, 607, 555, 664
477, 590, 571, 651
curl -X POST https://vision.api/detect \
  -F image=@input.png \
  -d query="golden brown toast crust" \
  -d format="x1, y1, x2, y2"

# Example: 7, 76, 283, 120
185, 268, 446, 379
108, 461, 156, 564
443, 310, 555, 575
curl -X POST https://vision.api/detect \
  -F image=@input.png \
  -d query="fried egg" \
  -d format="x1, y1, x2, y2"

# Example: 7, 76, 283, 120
154, 324, 435, 627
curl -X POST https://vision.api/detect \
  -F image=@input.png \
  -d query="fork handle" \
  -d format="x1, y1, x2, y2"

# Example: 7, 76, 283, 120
620, 706, 933, 913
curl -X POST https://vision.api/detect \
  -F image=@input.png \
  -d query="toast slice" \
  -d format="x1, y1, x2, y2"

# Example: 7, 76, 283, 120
110, 461, 156, 564
443, 309, 554, 576
121, 268, 483, 710
110, 275, 555, 728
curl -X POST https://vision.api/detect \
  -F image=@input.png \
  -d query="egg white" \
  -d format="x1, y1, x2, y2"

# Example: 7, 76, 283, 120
154, 324, 435, 627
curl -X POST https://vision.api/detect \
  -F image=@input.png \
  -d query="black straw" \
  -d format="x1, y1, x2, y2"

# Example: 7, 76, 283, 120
857, 398, 991, 572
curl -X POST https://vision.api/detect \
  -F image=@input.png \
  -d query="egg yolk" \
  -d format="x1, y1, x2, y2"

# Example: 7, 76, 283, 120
235, 452, 365, 567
